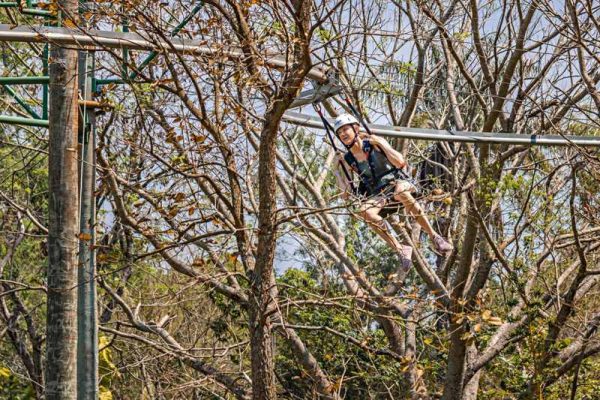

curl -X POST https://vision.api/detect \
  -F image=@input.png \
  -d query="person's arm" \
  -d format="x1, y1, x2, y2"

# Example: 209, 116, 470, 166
333, 154, 353, 199
368, 135, 407, 168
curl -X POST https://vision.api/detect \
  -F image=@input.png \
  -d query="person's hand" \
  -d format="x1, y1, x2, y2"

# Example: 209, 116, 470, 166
367, 134, 386, 147
334, 151, 345, 163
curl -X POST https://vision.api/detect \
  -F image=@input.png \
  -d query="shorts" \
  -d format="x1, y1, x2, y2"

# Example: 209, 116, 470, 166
360, 179, 416, 202
353, 179, 417, 218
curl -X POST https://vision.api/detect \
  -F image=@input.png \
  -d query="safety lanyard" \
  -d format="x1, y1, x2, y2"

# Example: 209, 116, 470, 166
346, 143, 393, 191
313, 102, 356, 194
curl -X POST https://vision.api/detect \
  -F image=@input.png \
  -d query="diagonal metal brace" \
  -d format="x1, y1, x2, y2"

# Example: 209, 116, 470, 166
289, 69, 342, 109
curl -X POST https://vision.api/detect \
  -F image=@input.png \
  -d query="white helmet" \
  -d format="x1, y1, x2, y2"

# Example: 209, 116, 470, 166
334, 114, 359, 133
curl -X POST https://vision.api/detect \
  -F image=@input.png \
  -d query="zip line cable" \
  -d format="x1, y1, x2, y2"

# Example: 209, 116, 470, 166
283, 111, 600, 147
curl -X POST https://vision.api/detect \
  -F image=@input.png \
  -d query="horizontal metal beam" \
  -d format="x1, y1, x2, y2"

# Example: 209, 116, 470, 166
21, 8, 55, 17
0, 115, 48, 127
282, 111, 600, 147
0, 24, 330, 83
94, 78, 125, 86
0, 76, 49, 84
0, 1, 55, 16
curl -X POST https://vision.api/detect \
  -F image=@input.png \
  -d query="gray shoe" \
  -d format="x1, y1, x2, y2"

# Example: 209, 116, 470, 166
397, 245, 413, 271
432, 235, 453, 256
385, 245, 413, 295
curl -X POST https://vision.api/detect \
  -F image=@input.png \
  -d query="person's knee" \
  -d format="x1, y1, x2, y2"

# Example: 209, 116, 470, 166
394, 181, 413, 193
394, 191, 423, 215
393, 190, 413, 204
358, 209, 369, 220
359, 201, 381, 221
360, 209, 380, 222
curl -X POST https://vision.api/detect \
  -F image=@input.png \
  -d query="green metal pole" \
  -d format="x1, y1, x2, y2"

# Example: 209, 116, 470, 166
122, 4, 129, 79
43, 44, 49, 119
129, 2, 204, 79
94, 78, 125, 86
131, 2, 205, 76
77, 2, 98, 393
76, 7, 98, 400
0, 76, 49, 84
21, 8, 55, 17
171, 1, 205, 36
77, 49, 99, 400
0, 115, 48, 127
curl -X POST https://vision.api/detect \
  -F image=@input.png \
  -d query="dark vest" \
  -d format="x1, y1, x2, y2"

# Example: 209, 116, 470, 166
344, 140, 399, 196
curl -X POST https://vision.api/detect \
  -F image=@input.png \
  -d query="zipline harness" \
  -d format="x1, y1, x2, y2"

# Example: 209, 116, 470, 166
313, 94, 414, 198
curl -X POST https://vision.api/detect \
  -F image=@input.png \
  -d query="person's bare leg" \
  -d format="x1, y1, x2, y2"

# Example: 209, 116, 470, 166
358, 198, 404, 252
392, 182, 437, 237
392, 181, 453, 255
367, 220, 404, 251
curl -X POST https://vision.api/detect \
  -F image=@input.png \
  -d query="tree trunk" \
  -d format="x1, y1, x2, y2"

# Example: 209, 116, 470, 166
45, 1, 80, 398
246, 1, 312, 397
463, 344, 482, 400
441, 210, 479, 400
248, 102, 290, 400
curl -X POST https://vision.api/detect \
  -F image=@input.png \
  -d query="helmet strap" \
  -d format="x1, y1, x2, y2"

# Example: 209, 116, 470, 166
347, 125, 360, 149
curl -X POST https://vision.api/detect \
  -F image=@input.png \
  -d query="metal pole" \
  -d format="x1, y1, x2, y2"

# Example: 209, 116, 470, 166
128, 1, 205, 79
282, 111, 600, 147
21, 8, 55, 17
121, 2, 129, 79
77, 49, 98, 400
96, 2, 205, 86
0, 115, 48, 126
0, 76, 49, 84
0, 84, 43, 119
0, 24, 331, 83
43, 44, 49, 119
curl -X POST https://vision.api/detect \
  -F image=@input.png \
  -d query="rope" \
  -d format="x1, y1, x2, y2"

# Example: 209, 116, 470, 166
342, 92, 374, 136
313, 102, 356, 193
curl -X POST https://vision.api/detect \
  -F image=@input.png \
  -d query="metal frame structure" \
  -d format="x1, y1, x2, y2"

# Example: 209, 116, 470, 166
0, 2, 211, 398
290, 69, 342, 108
0, 23, 331, 82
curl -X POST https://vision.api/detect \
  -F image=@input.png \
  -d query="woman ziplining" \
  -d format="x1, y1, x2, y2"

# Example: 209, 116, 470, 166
314, 99, 453, 266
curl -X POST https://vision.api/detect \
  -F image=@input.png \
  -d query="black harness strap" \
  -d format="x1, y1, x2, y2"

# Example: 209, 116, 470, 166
342, 94, 413, 182
343, 94, 373, 136
313, 103, 356, 194
344, 141, 401, 196
312, 93, 417, 197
